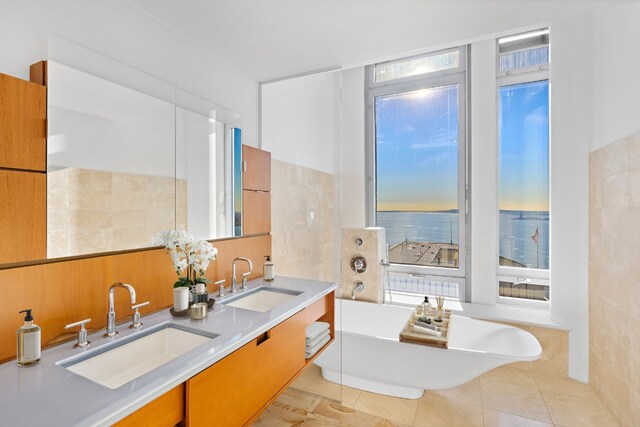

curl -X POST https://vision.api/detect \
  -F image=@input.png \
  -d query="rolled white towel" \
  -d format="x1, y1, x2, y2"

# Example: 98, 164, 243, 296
305, 329, 330, 349
305, 334, 331, 359
305, 322, 330, 342
413, 324, 441, 337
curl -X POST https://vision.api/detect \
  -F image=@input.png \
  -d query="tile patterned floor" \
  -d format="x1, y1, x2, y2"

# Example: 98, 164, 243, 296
254, 363, 619, 427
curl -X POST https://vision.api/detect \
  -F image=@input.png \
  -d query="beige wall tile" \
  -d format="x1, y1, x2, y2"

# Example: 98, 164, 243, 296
69, 168, 112, 191
602, 173, 631, 208
271, 160, 338, 282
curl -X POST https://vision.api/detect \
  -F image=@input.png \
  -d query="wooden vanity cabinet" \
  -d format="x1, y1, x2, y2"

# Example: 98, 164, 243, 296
112, 384, 184, 427
0, 73, 46, 171
185, 309, 306, 427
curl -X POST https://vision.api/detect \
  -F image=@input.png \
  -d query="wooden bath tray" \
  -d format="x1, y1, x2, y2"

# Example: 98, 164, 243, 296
399, 310, 452, 349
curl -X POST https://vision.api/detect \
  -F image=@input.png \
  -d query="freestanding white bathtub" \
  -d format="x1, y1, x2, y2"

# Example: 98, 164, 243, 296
315, 299, 541, 399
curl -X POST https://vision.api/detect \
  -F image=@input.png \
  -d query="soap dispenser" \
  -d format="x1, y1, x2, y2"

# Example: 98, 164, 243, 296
17, 309, 41, 367
263, 256, 275, 281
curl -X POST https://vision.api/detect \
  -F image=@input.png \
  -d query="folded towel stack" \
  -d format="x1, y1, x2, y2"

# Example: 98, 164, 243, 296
305, 321, 330, 359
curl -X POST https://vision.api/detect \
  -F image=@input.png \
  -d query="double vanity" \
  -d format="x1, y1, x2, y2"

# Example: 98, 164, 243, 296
0, 277, 336, 426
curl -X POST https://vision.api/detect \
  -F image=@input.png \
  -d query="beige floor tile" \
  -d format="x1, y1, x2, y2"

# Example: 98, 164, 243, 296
353, 391, 418, 426
483, 409, 553, 427
480, 380, 551, 423
533, 372, 598, 400
414, 393, 483, 427
254, 401, 341, 427
480, 366, 537, 388
540, 390, 618, 427
291, 365, 362, 407
427, 378, 481, 403
528, 358, 567, 376
313, 400, 410, 426
275, 389, 322, 412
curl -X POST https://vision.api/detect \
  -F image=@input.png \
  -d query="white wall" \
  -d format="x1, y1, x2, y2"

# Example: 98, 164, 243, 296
0, 0, 258, 146
469, 40, 499, 306
591, 2, 640, 151
339, 67, 366, 228
549, 13, 592, 382
261, 72, 340, 174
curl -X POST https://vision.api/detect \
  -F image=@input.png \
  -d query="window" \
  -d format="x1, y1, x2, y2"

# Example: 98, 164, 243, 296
497, 29, 550, 304
366, 47, 467, 301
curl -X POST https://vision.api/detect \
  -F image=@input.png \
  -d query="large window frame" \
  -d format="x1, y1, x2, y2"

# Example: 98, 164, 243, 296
365, 47, 469, 300
496, 30, 550, 307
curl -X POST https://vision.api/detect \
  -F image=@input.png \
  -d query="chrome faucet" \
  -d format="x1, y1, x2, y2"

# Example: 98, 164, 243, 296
231, 257, 253, 293
105, 283, 136, 337
352, 281, 365, 300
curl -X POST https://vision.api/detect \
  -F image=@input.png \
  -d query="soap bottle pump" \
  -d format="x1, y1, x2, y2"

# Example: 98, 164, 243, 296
422, 296, 432, 314
17, 309, 41, 367
263, 256, 275, 281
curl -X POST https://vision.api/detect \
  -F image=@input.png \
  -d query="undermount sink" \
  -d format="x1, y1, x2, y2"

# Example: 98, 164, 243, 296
222, 286, 302, 312
58, 324, 217, 389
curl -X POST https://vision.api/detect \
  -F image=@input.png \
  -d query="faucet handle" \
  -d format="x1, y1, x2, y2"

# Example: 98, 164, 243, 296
215, 279, 225, 297
130, 301, 149, 329
241, 272, 250, 290
65, 318, 91, 348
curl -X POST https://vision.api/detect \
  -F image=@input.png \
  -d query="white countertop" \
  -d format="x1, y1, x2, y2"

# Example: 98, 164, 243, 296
0, 276, 337, 426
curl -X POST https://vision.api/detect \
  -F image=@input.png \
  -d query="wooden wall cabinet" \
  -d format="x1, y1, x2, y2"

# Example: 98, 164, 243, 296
0, 170, 46, 263
242, 145, 271, 192
242, 189, 271, 235
0, 73, 46, 172
242, 145, 271, 236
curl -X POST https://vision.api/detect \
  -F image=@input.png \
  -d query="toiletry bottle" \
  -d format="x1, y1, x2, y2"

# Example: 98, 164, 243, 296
263, 256, 275, 281
422, 296, 432, 314
17, 309, 41, 367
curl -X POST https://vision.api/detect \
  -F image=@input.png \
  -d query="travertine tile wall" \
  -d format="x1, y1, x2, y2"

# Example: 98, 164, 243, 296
341, 227, 385, 302
270, 159, 337, 282
589, 131, 640, 427
47, 168, 187, 257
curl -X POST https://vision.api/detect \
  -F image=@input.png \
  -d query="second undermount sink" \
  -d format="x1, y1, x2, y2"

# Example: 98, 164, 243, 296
223, 286, 302, 312
58, 324, 217, 389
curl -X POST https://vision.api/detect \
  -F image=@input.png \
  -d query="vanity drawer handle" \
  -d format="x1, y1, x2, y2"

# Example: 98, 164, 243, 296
256, 330, 271, 346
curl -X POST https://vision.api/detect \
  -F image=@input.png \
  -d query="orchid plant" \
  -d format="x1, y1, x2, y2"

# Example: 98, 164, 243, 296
152, 230, 218, 288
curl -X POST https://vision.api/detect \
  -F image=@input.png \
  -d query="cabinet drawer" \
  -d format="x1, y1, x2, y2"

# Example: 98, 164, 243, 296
113, 383, 184, 427
186, 310, 305, 427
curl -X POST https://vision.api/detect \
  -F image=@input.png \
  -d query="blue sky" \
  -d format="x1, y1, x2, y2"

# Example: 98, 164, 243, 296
376, 80, 549, 212
498, 80, 549, 212
376, 84, 459, 211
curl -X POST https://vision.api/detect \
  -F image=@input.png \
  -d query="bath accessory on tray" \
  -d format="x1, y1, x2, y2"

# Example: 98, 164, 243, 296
399, 308, 452, 348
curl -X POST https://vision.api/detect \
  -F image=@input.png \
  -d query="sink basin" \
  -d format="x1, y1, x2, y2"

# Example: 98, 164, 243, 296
58, 324, 217, 389
222, 287, 302, 312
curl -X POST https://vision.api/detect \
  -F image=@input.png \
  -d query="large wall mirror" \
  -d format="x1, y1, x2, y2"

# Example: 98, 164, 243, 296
29, 59, 243, 262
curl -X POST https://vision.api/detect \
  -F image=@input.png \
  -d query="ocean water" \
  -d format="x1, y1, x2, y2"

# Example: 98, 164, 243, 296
377, 210, 549, 269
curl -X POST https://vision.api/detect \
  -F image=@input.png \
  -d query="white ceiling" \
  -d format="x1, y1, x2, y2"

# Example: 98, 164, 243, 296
128, 0, 636, 82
